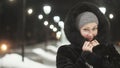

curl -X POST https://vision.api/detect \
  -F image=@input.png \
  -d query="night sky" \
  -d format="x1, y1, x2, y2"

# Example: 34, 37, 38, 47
0, 0, 120, 46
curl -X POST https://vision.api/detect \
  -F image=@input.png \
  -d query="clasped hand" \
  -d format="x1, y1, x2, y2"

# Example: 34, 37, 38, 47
82, 40, 100, 52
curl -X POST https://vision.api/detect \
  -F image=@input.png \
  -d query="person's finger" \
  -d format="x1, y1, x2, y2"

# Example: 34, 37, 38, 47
86, 44, 93, 52
91, 40, 99, 46
94, 40, 100, 45
82, 41, 90, 50
83, 41, 90, 47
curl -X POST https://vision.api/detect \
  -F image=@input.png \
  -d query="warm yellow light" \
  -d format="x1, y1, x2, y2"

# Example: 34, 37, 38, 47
27, 8, 33, 15
1, 44, 8, 51
56, 31, 62, 39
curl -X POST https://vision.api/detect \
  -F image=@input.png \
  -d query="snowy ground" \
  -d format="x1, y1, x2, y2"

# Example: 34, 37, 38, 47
0, 44, 59, 68
1, 42, 119, 68
0, 53, 56, 68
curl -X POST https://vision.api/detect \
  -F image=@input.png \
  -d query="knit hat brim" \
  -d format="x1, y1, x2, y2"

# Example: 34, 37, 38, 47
76, 11, 99, 29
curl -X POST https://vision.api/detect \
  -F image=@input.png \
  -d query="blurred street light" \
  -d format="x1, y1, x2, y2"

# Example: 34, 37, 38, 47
38, 14, 43, 20
56, 31, 61, 39
99, 7, 106, 14
27, 8, 33, 15
58, 21, 64, 29
1, 44, 8, 52
53, 27, 57, 32
8, 0, 16, 3
43, 5, 51, 15
44, 21, 49, 26
49, 24, 54, 29
9, 0, 15, 2
109, 13, 114, 19
53, 16, 60, 23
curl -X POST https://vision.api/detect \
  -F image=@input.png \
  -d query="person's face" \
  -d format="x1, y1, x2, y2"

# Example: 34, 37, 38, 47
80, 22, 98, 41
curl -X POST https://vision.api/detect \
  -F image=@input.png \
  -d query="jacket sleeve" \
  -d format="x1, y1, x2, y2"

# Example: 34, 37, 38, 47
81, 44, 120, 68
81, 51, 103, 67
56, 46, 87, 68
106, 44, 120, 68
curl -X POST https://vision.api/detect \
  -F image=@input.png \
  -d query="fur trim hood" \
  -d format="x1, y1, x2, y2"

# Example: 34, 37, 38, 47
64, 2, 110, 47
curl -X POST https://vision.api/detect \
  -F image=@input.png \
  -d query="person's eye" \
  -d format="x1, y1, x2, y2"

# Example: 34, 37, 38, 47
83, 29, 89, 31
92, 28, 98, 30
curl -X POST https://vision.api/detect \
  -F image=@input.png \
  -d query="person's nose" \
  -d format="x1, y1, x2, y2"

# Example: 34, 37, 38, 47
88, 30, 94, 37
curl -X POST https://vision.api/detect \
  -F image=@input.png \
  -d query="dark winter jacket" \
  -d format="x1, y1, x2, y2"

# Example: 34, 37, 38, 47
56, 2, 120, 68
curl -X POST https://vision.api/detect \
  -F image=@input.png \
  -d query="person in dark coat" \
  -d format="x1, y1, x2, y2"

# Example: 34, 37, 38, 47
56, 2, 120, 68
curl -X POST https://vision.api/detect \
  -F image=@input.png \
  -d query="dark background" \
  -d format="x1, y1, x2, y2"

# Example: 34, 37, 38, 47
0, 0, 120, 47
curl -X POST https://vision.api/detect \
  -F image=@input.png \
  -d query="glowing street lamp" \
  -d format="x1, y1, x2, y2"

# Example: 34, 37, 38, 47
38, 14, 43, 20
1, 44, 8, 52
44, 21, 49, 26
8, 0, 16, 4
27, 8, 33, 15
58, 21, 64, 29
9, 0, 15, 2
99, 7, 106, 14
53, 16, 60, 23
53, 27, 57, 32
109, 13, 114, 19
56, 31, 62, 39
43, 5, 52, 15
49, 24, 54, 29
